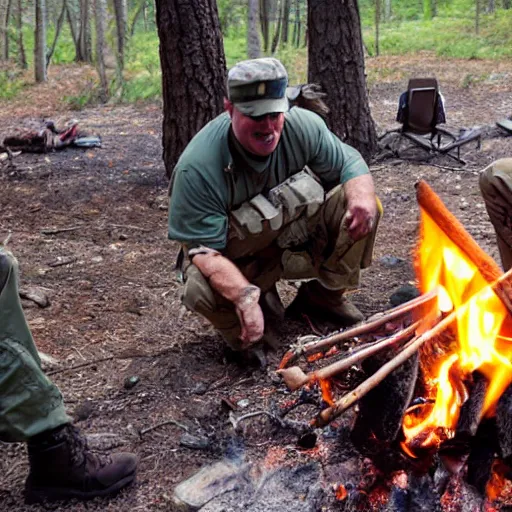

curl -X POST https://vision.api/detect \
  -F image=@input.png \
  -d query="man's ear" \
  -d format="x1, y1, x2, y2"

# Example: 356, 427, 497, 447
224, 98, 234, 117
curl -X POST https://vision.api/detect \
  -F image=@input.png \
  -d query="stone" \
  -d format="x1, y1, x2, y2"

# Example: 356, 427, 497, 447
379, 255, 405, 268
173, 460, 246, 510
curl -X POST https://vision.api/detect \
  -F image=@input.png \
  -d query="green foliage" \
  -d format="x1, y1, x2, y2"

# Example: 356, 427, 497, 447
3, 0, 512, 108
363, 9, 512, 59
0, 70, 26, 100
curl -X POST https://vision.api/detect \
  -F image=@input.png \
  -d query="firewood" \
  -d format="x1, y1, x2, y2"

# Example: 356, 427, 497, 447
277, 320, 420, 391
314, 267, 512, 427
279, 289, 438, 369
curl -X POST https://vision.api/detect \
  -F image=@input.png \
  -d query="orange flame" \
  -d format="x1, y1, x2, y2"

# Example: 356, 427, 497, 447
402, 207, 512, 455
335, 483, 347, 501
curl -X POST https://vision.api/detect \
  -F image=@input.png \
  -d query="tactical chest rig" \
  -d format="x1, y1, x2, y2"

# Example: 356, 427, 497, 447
229, 168, 325, 252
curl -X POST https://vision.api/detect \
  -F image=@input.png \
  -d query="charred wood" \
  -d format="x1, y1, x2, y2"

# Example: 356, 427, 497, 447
496, 381, 512, 463
466, 418, 499, 495
351, 349, 419, 449
455, 371, 488, 442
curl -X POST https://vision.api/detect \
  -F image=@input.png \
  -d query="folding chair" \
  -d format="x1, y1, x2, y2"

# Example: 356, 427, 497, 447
380, 78, 481, 164
497, 118, 512, 135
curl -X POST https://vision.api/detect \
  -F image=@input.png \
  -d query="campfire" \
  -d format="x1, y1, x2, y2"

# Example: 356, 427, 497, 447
277, 180, 512, 508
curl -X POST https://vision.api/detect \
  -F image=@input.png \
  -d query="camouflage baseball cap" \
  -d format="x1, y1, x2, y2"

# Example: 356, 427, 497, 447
227, 58, 289, 117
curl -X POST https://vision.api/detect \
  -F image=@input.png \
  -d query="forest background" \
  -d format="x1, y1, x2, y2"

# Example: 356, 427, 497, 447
0, 0, 511, 109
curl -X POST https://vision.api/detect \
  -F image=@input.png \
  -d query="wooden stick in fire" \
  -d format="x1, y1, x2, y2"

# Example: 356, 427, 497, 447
314, 266, 512, 427
279, 289, 438, 369
416, 180, 512, 314
277, 320, 421, 391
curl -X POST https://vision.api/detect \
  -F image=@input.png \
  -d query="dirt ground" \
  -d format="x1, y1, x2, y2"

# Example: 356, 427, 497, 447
0, 55, 512, 511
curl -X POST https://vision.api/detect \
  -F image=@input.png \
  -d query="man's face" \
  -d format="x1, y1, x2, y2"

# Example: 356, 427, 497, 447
226, 100, 285, 157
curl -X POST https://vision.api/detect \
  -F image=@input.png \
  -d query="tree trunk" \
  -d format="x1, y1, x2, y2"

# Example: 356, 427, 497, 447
475, 0, 480, 34
77, 0, 92, 62
259, 0, 270, 52
308, 0, 377, 162
65, 0, 80, 58
0, 0, 10, 60
271, 0, 282, 53
281, 0, 290, 44
248, 0, 261, 58
130, 0, 147, 36
94, 0, 108, 101
35, 0, 47, 82
375, 0, 380, 56
503, 0, 511, 9
113, 0, 127, 69
47, 0, 67, 66
15, 0, 26, 68
155, 0, 227, 178
384, 0, 391, 20
292, 0, 300, 47
487, 0, 494, 12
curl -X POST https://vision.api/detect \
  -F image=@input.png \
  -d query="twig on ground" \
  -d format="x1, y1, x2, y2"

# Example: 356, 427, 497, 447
417, 161, 478, 173
110, 223, 151, 232
47, 256, 77, 268
139, 419, 189, 436
41, 226, 83, 235
229, 410, 311, 436
46, 347, 176, 376
1, 232, 12, 246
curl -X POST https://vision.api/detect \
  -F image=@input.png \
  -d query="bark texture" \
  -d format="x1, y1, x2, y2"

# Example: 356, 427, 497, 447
248, 0, 261, 58
156, 0, 226, 178
308, 0, 377, 162
113, 0, 127, 69
0, 0, 10, 60
94, 0, 108, 101
34, 0, 47, 82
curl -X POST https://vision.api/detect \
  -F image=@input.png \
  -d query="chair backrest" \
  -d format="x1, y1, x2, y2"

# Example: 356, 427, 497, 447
404, 78, 439, 135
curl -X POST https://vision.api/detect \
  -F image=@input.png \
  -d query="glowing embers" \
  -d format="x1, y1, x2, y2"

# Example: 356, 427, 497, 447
401, 205, 512, 457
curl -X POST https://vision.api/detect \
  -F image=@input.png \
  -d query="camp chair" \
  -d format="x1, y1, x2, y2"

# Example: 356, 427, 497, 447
380, 78, 481, 164
497, 118, 512, 135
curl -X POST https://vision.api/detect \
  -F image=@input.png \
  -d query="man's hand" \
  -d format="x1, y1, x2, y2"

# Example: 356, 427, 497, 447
343, 174, 377, 241
192, 252, 265, 347
234, 286, 265, 347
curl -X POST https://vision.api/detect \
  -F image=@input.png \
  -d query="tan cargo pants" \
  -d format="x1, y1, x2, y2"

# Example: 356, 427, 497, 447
479, 158, 512, 271
181, 185, 382, 348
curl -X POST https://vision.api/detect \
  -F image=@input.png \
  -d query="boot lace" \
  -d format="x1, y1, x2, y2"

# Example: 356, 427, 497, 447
67, 425, 112, 470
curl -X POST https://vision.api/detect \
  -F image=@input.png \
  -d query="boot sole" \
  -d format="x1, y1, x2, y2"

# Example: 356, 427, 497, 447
25, 470, 136, 504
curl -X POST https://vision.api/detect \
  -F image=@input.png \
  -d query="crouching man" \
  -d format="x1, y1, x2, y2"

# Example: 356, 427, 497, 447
479, 158, 512, 271
0, 248, 137, 503
168, 57, 381, 353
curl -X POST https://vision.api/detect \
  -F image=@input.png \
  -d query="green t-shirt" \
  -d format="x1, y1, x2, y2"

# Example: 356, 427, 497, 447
168, 107, 369, 250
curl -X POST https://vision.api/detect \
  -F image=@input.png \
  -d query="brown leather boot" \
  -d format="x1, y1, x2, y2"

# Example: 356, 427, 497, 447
286, 280, 364, 327
25, 424, 137, 504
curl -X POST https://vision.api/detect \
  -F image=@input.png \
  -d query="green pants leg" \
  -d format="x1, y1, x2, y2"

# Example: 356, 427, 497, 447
479, 158, 512, 271
181, 185, 381, 348
0, 248, 70, 442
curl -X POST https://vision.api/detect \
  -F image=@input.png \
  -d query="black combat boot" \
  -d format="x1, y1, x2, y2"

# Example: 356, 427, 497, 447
25, 424, 137, 503
286, 280, 364, 327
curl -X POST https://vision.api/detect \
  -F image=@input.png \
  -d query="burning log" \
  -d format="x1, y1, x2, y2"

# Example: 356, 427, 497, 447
314, 265, 512, 428
496, 382, 512, 464
314, 312, 454, 427
351, 349, 419, 449
279, 290, 438, 369
466, 419, 500, 495
454, 371, 488, 442
277, 321, 420, 392
416, 180, 512, 315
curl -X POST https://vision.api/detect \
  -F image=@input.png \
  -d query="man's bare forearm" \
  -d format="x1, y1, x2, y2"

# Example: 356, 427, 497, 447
191, 251, 258, 304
